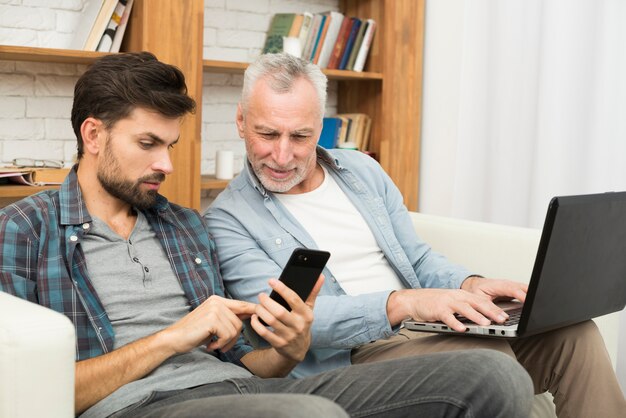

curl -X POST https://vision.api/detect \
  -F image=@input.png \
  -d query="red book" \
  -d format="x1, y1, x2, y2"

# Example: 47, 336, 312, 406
327, 17, 353, 69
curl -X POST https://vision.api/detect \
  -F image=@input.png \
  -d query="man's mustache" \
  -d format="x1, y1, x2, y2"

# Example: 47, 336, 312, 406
138, 173, 166, 183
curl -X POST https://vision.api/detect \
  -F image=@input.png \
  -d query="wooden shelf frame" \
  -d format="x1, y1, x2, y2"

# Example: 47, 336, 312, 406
0, 45, 108, 65
203, 59, 383, 81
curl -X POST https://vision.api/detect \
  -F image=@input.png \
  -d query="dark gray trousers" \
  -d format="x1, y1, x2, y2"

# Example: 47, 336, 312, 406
113, 349, 533, 418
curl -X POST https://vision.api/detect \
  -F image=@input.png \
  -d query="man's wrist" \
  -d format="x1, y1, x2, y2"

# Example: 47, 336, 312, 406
461, 275, 483, 291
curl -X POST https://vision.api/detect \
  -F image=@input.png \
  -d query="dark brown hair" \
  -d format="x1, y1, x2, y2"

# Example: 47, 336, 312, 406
71, 51, 196, 159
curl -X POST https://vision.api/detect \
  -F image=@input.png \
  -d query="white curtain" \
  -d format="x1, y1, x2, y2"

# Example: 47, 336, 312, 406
420, 0, 626, 393
425, 0, 626, 228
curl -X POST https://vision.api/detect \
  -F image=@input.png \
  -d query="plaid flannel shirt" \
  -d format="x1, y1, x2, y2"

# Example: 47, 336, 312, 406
0, 167, 252, 364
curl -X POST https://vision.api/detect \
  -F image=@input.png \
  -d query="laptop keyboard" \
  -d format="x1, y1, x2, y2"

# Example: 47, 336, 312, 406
455, 307, 522, 326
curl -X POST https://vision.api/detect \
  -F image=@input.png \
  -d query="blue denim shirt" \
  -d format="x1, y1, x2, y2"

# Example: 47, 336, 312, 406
206, 148, 472, 377
0, 167, 252, 365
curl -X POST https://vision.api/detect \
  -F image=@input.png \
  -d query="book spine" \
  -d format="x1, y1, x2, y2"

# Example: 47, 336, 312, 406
346, 20, 368, 71
352, 19, 377, 72
327, 17, 353, 70
338, 18, 361, 70
310, 14, 328, 64
84, 0, 119, 51
109, 0, 133, 53
297, 12, 314, 58
302, 14, 322, 61
317, 12, 344, 69
97, 1, 126, 52
288, 14, 304, 38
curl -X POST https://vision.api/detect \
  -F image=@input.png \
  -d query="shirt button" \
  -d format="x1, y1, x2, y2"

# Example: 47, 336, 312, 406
70, 235, 78, 242
133, 257, 139, 263
82, 223, 89, 230
194, 257, 202, 264
275, 238, 282, 245
144, 267, 149, 272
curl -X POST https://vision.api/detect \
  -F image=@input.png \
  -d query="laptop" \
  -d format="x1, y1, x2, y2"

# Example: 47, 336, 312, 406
404, 191, 626, 338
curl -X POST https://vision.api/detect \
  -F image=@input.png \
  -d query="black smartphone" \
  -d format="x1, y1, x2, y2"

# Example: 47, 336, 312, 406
269, 248, 331, 311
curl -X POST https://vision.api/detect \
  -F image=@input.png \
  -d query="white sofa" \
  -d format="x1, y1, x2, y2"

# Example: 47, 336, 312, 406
0, 212, 619, 417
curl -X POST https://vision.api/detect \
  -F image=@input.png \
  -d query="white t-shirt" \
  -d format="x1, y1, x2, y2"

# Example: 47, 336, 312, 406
275, 166, 404, 296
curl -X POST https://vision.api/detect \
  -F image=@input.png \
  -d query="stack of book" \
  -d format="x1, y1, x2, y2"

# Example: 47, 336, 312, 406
0, 168, 70, 187
70, 0, 134, 53
262, 12, 377, 72
318, 113, 372, 151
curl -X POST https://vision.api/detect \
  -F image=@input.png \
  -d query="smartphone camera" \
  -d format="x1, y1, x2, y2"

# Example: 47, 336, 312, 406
299, 255, 308, 261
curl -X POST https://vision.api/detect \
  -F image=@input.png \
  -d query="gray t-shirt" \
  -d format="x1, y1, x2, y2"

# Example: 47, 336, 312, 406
79, 211, 252, 418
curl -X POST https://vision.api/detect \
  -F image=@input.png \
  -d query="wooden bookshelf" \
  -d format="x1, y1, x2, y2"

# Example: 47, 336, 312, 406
0, 45, 107, 65
0, 0, 425, 211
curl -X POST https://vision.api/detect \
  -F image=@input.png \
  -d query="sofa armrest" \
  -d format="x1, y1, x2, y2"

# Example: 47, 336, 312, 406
0, 291, 75, 418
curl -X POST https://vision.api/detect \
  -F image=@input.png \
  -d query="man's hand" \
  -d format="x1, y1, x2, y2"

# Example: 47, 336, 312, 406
387, 277, 527, 333
75, 296, 257, 413
249, 275, 324, 362
162, 295, 257, 354
240, 275, 323, 378
461, 276, 528, 303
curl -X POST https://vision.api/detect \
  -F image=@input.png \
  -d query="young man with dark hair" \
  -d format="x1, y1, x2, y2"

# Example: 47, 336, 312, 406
0, 52, 532, 418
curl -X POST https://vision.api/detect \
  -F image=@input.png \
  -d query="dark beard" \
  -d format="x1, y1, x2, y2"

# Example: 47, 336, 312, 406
97, 139, 165, 210
98, 171, 165, 210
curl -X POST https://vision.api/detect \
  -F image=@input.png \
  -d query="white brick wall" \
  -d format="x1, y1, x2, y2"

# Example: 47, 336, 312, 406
0, 0, 339, 176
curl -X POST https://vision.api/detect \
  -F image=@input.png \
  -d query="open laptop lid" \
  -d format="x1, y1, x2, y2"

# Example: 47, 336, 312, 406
518, 191, 626, 337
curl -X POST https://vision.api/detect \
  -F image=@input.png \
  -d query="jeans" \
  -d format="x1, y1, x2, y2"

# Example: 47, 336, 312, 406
112, 349, 533, 418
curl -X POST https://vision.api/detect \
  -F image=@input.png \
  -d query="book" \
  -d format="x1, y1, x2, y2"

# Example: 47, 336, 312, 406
0, 168, 70, 186
262, 13, 297, 54
319, 117, 343, 149
297, 12, 314, 58
353, 19, 377, 72
336, 115, 350, 144
316, 11, 344, 69
346, 20, 368, 71
302, 13, 323, 62
83, 0, 119, 51
310, 14, 329, 64
336, 113, 371, 150
69, 0, 105, 50
327, 17, 353, 70
338, 18, 361, 70
360, 115, 372, 152
96, 0, 126, 52
288, 14, 304, 38
109, 0, 134, 53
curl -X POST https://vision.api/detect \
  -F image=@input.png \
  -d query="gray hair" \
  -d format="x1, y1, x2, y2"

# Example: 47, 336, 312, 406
241, 53, 328, 119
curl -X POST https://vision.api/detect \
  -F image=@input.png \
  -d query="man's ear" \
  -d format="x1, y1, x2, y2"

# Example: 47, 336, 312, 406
80, 117, 104, 156
235, 103, 245, 139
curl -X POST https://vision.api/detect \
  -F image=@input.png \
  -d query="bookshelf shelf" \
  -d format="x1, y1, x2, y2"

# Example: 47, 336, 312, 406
200, 175, 230, 190
0, 45, 108, 65
203, 59, 383, 81
0, 185, 59, 198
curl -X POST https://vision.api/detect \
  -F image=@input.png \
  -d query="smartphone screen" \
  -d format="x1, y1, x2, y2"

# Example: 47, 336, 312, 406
269, 248, 331, 311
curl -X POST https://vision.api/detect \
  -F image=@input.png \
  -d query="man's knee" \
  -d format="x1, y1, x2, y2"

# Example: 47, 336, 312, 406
464, 349, 533, 418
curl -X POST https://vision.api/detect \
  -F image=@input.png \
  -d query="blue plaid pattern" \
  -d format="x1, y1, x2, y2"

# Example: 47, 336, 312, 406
0, 167, 252, 364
